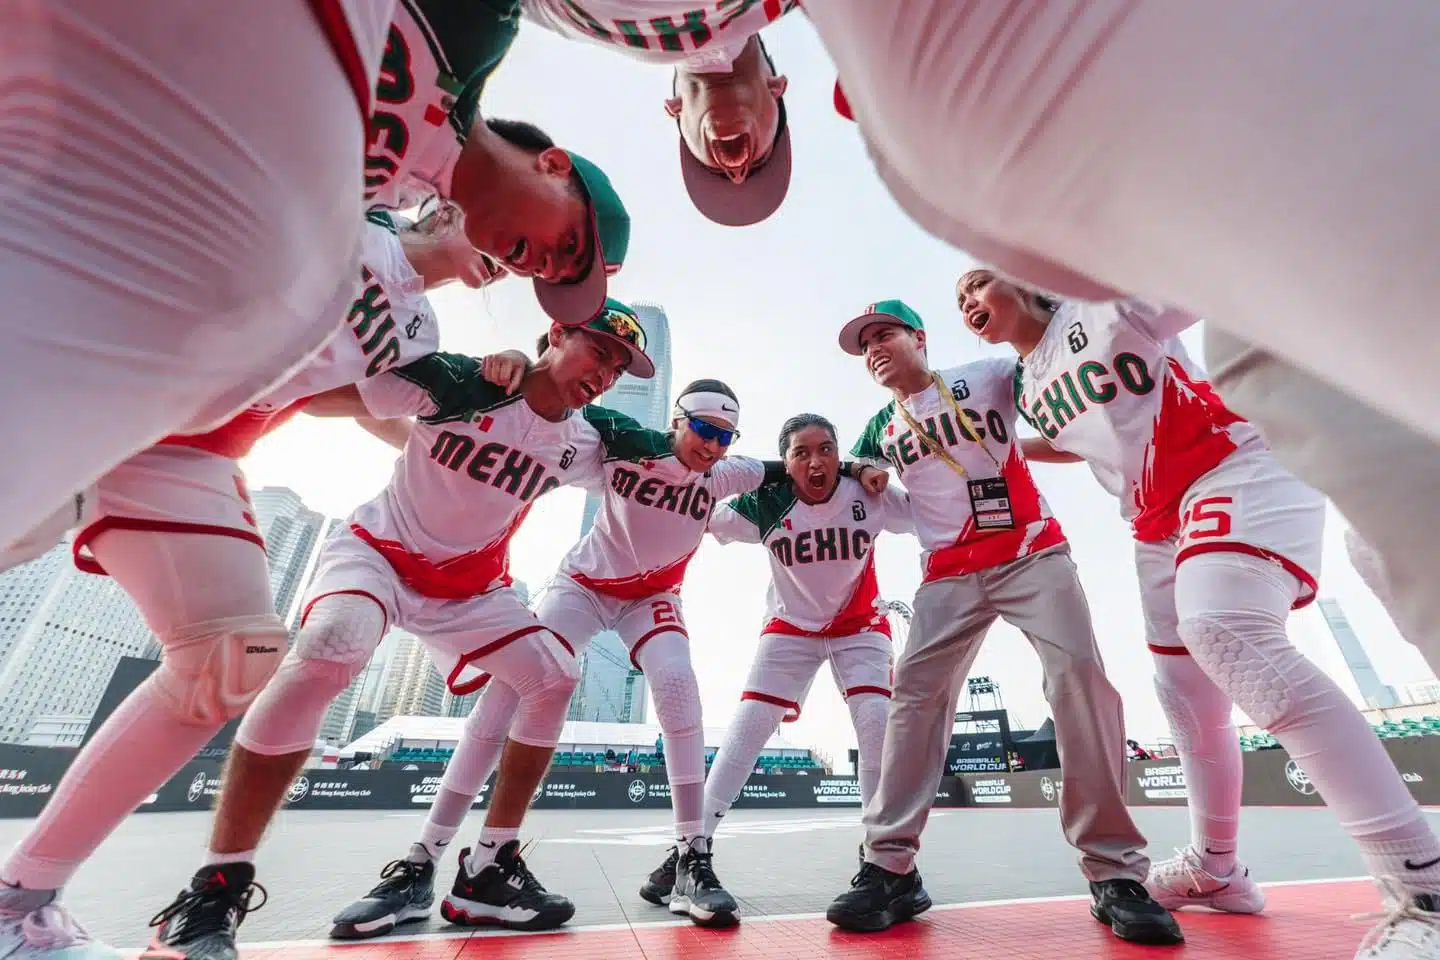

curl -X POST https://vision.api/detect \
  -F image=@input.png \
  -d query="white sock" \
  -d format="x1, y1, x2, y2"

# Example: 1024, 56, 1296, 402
415, 787, 476, 863
1, 681, 221, 893
465, 827, 519, 873
204, 848, 256, 868
701, 700, 786, 839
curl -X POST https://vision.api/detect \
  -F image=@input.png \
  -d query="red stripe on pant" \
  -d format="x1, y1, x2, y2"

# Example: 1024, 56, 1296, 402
741, 691, 801, 723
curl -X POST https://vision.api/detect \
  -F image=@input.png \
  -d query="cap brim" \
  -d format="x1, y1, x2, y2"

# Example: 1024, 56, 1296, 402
592, 331, 655, 380
837, 312, 901, 356
534, 210, 608, 326
679, 125, 792, 228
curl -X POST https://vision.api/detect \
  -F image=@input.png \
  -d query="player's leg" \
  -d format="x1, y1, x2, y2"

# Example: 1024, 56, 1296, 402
1206, 330, 1440, 669
622, 596, 735, 927
802, 1, 1440, 437
420, 592, 580, 932
1173, 471, 1440, 955
1134, 539, 1261, 914
142, 534, 396, 960
0, 530, 280, 960
824, 632, 895, 809
988, 545, 1178, 945
701, 633, 824, 843
827, 576, 993, 933
330, 581, 603, 940
0, 1, 385, 553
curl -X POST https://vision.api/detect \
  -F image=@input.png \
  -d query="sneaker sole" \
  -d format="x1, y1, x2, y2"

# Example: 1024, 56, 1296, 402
1090, 903, 1186, 945
329, 903, 433, 940
669, 895, 740, 928
826, 890, 932, 934
440, 896, 575, 931
1150, 888, 1267, 915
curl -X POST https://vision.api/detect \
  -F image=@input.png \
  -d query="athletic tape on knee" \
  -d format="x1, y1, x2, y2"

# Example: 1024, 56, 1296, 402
652, 666, 705, 785
151, 613, 288, 726
508, 631, 581, 748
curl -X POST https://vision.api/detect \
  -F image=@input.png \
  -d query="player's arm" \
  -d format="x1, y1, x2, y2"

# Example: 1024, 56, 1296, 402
879, 484, 917, 535
850, 408, 894, 476
1115, 299, 1200, 342
355, 416, 414, 450
1020, 437, 1083, 464
708, 498, 764, 545
477, 349, 530, 395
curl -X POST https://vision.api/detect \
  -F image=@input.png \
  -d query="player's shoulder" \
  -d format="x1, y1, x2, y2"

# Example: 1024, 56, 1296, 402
864, 399, 899, 429
581, 405, 672, 461
394, 352, 520, 423
728, 482, 799, 538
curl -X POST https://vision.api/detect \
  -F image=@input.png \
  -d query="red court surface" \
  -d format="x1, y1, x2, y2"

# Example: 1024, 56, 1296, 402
236, 879, 1382, 960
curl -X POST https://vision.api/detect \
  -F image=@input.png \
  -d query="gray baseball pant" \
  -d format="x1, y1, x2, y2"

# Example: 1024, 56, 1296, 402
1206, 330, 1440, 670
864, 544, 1150, 883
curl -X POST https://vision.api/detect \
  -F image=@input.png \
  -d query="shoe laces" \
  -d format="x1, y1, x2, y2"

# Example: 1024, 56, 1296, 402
148, 876, 268, 940
498, 841, 547, 895
19, 904, 91, 950
1100, 878, 1151, 902
369, 860, 424, 897
849, 861, 887, 890
1154, 847, 1208, 893
1355, 877, 1440, 953
686, 851, 722, 891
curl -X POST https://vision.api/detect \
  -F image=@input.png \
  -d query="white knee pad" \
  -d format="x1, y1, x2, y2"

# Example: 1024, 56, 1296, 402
652, 665, 705, 785
150, 613, 288, 727
507, 631, 581, 748
1178, 614, 1303, 730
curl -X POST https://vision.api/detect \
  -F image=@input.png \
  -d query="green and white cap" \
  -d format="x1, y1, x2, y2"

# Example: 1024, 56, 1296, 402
838, 299, 925, 355
536, 152, 631, 326
578, 297, 655, 379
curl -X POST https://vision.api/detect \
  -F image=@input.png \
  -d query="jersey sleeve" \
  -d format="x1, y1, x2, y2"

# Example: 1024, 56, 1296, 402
708, 497, 765, 545
851, 404, 896, 468
1114, 299, 1200, 343
878, 485, 916, 535
358, 351, 506, 422
710, 456, 769, 500
582, 405, 673, 462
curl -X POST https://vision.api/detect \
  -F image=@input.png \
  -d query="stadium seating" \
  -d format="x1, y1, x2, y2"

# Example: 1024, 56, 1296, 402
1237, 715, 1440, 752
386, 745, 824, 770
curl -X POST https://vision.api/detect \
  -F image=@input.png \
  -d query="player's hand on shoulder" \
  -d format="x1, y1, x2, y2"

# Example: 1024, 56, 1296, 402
857, 464, 889, 496
481, 350, 530, 394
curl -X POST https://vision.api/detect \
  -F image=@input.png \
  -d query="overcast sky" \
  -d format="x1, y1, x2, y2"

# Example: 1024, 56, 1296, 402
243, 16, 1434, 770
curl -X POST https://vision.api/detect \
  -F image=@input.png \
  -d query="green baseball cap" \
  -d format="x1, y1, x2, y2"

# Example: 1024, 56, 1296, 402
577, 297, 655, 379
838, 299, 926, 355
535, 151, 632, 326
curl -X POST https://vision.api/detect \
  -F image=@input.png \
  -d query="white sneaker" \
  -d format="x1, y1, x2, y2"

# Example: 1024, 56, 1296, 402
1144, 846, 1266, 914
0, 891, 123, 960
1354, 877, 1440, 959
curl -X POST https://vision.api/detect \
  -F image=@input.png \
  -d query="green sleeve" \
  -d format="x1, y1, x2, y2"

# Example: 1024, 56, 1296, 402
391, 352, 512, 424
581, 405, 673, 462
729, 483, 800, 541
851, 404, 894, 462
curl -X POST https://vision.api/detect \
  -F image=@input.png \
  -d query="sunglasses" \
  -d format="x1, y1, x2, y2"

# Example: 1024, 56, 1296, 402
679, 408, 738, 447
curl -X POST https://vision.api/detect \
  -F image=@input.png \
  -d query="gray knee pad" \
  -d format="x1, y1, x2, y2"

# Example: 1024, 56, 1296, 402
1179, 614, 1296, 729
151, 613, 288, 726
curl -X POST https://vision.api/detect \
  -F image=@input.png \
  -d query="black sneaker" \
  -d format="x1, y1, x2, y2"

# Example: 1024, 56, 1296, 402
1089, 879, 1185, 945
669, 839, 738, 928
330, 856, 435, 939
439, 841, 574, 930
826, 861, 931, 933
640, 847, 678, 906
141, 863, 267, 960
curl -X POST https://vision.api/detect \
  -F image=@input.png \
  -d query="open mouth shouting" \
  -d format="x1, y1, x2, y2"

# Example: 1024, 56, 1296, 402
803, 465, 829, 495
966, 308, 990, 334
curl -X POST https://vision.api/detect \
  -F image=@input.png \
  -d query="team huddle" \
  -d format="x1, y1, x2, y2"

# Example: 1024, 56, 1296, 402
4, 2, 1439, 960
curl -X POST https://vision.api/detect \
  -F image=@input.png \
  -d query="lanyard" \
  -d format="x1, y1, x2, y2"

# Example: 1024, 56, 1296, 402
892, 372, 1003, 479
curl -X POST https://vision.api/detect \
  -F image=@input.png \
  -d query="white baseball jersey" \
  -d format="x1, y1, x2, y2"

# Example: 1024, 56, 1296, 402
1015, 300, 1264, 543
163, 215, 440, 460
522, 0, 801, 69
364, 1, 520, 211
560, 434, 774, 599
853, 359, 1065, 582
355, 353, 654, 599
709, 477, 912, 636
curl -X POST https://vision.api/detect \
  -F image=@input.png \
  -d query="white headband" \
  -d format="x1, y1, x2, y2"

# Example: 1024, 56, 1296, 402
674, 390, 740, 428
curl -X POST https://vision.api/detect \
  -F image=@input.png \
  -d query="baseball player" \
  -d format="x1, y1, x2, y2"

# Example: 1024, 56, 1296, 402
329, 371, 888, 934
826, 299, 1180, 945
140, 302, 656, 960
683, 412, 911, 879
0, 212, 495, 960
520, 0, 801, 225
0, 0, 389, 562
964, 267, 1440, 957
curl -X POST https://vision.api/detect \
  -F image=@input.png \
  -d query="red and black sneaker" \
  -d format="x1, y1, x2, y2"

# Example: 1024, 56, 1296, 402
141, 862, 266, 960
439, 841, 574, 931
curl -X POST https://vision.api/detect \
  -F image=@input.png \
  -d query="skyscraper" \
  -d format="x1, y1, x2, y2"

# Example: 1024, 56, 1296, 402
442, 581, 529, 720
378, 630, 446, 720
251, 488, 328, 628
568, 304, 672, 723
1318, 598, 1400, 709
